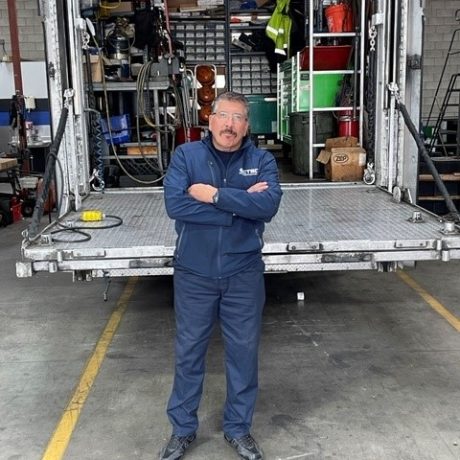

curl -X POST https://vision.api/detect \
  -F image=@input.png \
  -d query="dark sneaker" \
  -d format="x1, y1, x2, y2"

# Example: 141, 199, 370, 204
224, 433, 263, 460
159, 433, 196, 460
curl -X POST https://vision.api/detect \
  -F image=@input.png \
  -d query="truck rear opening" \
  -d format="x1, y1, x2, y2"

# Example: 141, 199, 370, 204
15, 0, 460, 279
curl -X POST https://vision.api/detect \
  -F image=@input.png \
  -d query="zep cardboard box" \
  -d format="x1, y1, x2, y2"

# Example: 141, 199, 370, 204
325, 136, 358, 150
317, 144, 366, 182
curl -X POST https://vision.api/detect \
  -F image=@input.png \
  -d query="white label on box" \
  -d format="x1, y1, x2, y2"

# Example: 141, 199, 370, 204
359, 153, 366, 166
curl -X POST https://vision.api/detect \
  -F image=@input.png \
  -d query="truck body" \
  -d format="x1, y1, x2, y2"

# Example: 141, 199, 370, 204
16, 0, 460, 279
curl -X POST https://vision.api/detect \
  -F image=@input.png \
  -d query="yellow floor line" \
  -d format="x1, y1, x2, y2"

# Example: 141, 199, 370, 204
42, 276, 138, 460
397, 271, 460, 332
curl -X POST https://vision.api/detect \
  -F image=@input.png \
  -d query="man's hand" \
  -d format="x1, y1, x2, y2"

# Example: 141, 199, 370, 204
188, 183, 217, 203
247, 182, 269, 193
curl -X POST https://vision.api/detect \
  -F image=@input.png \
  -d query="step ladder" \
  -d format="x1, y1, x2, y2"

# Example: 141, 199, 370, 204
417, 157, 460, 215
425, 11, 460, 156
428, 73, 460, 156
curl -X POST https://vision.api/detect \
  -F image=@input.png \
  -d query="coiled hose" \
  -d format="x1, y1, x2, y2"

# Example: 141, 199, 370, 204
27, 105, 69, 241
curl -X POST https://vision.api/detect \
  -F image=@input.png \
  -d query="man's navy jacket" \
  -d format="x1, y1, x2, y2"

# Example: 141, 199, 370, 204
164, 135, 282, 278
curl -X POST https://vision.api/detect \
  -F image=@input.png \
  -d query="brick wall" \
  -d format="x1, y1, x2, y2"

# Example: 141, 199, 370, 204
422, 0, 460, 124
0, 0, 45, 61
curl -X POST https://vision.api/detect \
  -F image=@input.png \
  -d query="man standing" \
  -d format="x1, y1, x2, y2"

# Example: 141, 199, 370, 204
161, 91, 282, 460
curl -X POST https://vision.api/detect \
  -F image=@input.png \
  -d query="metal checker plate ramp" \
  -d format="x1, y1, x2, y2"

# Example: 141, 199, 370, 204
27, 185, 452, 254
264, 185, 446, 250
45, 190, 176, 250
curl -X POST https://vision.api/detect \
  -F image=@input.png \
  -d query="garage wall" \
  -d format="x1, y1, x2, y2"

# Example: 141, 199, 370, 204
0, 0, 47, 153
0, 0, 45, 61
422, 0, 460, 124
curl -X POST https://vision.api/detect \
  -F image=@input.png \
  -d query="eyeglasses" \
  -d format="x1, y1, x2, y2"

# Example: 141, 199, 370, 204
211, 111, 247, 124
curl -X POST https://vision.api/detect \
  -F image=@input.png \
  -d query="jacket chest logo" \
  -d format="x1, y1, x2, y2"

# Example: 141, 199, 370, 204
239, 168, 258, 176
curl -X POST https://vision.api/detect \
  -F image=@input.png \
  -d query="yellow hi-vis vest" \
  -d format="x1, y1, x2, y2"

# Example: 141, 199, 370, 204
265, 0, 292, 56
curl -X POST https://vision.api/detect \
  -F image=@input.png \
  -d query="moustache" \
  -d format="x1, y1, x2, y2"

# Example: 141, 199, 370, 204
220, 129, 236, 136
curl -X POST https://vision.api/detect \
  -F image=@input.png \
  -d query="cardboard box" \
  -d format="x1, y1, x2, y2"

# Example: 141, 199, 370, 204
317, 138, 366, 182
0, 158, 18, 171
127, 145, 157, 156
83, 54, 103, 83
325, 136, 358, 150
167, 0, 198, 11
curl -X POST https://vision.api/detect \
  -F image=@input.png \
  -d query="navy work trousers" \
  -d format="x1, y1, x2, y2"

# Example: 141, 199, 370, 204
166, 266, 265, 438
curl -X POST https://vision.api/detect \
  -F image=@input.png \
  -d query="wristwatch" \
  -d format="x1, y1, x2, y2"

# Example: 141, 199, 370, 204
212, 190, 219, 204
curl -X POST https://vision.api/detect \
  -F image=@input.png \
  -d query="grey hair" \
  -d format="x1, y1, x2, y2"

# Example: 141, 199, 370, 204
211, 91, 250, 117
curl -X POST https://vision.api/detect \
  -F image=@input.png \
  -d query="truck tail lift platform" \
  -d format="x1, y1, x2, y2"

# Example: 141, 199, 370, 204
16, 0, 460, 280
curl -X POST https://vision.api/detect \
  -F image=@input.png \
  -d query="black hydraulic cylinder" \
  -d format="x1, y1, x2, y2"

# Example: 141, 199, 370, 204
27, 106, 69, 240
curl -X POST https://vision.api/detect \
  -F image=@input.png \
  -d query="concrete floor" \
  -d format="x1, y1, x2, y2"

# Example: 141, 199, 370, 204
1, 219, 460, 460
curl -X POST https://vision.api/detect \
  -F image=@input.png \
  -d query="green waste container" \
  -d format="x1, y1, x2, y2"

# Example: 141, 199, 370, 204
289, 112, 334, 175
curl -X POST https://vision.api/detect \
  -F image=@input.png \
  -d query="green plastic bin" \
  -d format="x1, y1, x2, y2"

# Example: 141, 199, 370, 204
299, 73, 343, 110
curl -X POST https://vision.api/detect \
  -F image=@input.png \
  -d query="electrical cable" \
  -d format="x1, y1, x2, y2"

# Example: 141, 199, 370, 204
50, 228, 92, 243
101, 54, 167, 185
136, 60, 173, 135
135, 60, 165, 170
49, 214, 123, 243
135, 67, 179, 171
61, 214, 123, 230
